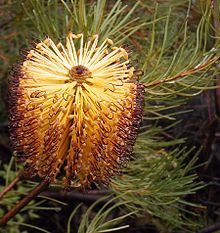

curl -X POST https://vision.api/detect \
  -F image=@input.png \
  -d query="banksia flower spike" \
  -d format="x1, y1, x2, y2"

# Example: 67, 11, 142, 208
9, 33, 144, 187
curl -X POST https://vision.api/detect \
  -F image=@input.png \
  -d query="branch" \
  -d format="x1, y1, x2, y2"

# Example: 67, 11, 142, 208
197, 222, 220, 233
41, 189, 111, 203
0, 172, 24, 201
0, 179, 50, 225
144, 57, 218, 88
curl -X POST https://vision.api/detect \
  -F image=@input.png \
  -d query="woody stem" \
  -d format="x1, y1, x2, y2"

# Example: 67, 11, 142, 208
0, 172, 24, 201
0, 179, 50, 225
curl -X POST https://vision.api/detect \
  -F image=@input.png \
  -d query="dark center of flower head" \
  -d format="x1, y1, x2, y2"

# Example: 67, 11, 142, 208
69, 65, 91, 82
76, 66, 84, 75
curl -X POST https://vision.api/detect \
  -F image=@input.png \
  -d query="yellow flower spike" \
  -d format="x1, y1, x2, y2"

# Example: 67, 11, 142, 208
9, 33, 144, 188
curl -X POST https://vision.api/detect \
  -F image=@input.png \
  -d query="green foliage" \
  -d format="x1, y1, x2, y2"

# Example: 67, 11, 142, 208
76, 196, 135, 233
21, 0, 144, 44
1, 0, 220, 232
112, 147, 204, 232
0, 159, 40, 233
0, 158, 66, 232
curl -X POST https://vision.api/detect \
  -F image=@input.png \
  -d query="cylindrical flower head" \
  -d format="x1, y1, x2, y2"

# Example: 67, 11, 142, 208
9, 33, 144, 187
